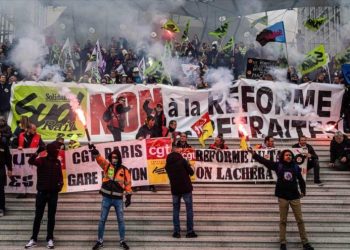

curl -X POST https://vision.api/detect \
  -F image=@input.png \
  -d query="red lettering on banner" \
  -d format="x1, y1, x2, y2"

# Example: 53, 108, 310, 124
138, 88, 163, 124
90, 93, 113, 135
90, 89, 162, 135
122, 92, 138, 132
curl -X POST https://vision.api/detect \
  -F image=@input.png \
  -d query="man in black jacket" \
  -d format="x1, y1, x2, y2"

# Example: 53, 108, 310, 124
135, 115, 157, 140
0, 133, 12, 217
248, 148, 314, 250
0, 74, 11, 120
165, 146, 197, 239
25, 143, 63, 249
0, 116, 12, 147
329, 131, 350, 171
292, 136, 322, 185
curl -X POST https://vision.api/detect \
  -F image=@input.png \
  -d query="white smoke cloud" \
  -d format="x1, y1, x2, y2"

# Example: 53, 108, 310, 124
269, 67, 288, 82
38, 65, 64, 83
9, 35, 47, 77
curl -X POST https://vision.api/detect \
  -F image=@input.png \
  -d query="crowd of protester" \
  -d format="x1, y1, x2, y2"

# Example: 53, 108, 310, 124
0, 33, 349, 131
0, 21, 348, 249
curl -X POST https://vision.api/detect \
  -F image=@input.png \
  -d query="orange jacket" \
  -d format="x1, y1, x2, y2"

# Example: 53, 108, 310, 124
18, 132, 41, 148
96, 155, 132, 198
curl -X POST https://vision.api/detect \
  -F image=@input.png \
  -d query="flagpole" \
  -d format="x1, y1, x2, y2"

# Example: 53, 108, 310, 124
327, 65, 332, 83
326, 54, 332, 83
282, 22, 289, 64
284, 42, 289, 64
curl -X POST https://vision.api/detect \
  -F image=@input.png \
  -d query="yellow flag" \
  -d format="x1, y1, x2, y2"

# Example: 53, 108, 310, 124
198, 122, 214, 147
162, 19, 180, 33
191, 112, 214, 147
299, 44, 328, 75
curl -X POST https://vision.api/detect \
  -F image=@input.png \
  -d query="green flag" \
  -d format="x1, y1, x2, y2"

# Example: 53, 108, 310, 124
208, 21, 229, 39
162, 41, 173, 59
335, 46, 350, 67
144, 60, 162, 76
162, 19, 180, 33
251, 14, 268, 28
299, 44, 328, 75
221, 36, 235, 52
182, 20, 191, 41
304, 17, 327, 31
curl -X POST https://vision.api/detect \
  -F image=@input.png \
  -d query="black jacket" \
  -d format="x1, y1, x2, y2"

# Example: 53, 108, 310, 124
165, 151, 194, 195
28, 154, 63, 193
0, 82, 11, 112
0, 144, 12, 185
0, 124, 12, 146
135, 124, 157, 139
330, 136, 350, 163
253, 153, 306, 200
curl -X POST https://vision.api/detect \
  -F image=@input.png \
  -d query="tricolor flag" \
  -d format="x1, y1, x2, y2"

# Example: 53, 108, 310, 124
208, 21, 229, 39
304, 17, 327, 32
191, 112, 214, 147
256, 21, 286, 46
162, 19, 180, 33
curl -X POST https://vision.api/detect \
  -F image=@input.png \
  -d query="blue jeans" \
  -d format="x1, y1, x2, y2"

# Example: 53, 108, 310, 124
98, 196, 125, 241
172, 192, 194, 233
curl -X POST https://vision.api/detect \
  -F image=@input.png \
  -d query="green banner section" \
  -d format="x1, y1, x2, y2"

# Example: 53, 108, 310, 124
299, 44, 328, 75
208, 21, 229, 39
335, 46, 350, 68
11, 84, 88, 140
304, 17, 327, 32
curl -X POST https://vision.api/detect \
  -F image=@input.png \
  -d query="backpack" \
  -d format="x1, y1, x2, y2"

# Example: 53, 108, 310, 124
102, 104, 113, 122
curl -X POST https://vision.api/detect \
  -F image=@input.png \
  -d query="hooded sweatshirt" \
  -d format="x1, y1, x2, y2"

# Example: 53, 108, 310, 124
28, 143, 63, 192
165, 151, 194, 195
252, 151, 306, 200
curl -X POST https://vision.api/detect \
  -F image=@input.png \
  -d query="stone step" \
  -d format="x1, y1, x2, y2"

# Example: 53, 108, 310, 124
1, 235, 350, 248
1, 214, 349, 224
6, 197, 350, 206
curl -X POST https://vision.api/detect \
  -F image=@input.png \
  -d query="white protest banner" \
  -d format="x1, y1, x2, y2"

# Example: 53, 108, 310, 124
65, 139, 148, 192
194, 148, 307, 183
5, 148, 66, 194
9, 80, 344, 143
5, 148, 37, 193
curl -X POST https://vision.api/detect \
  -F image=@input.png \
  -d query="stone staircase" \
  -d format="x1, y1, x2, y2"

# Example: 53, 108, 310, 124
1, 138, 350, 250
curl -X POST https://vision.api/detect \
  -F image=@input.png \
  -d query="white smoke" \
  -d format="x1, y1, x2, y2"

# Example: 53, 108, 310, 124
269, 67, 288, 82
205, 67, 234, 89
59, 87, 81, 111
9, 35, 48, 77
38, 65, 64, 83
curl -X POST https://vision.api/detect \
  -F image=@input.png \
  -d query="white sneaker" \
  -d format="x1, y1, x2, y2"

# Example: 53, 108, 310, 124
47, 239, 54, 249
0, 209, 4, 217
24, 239, 37, 249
